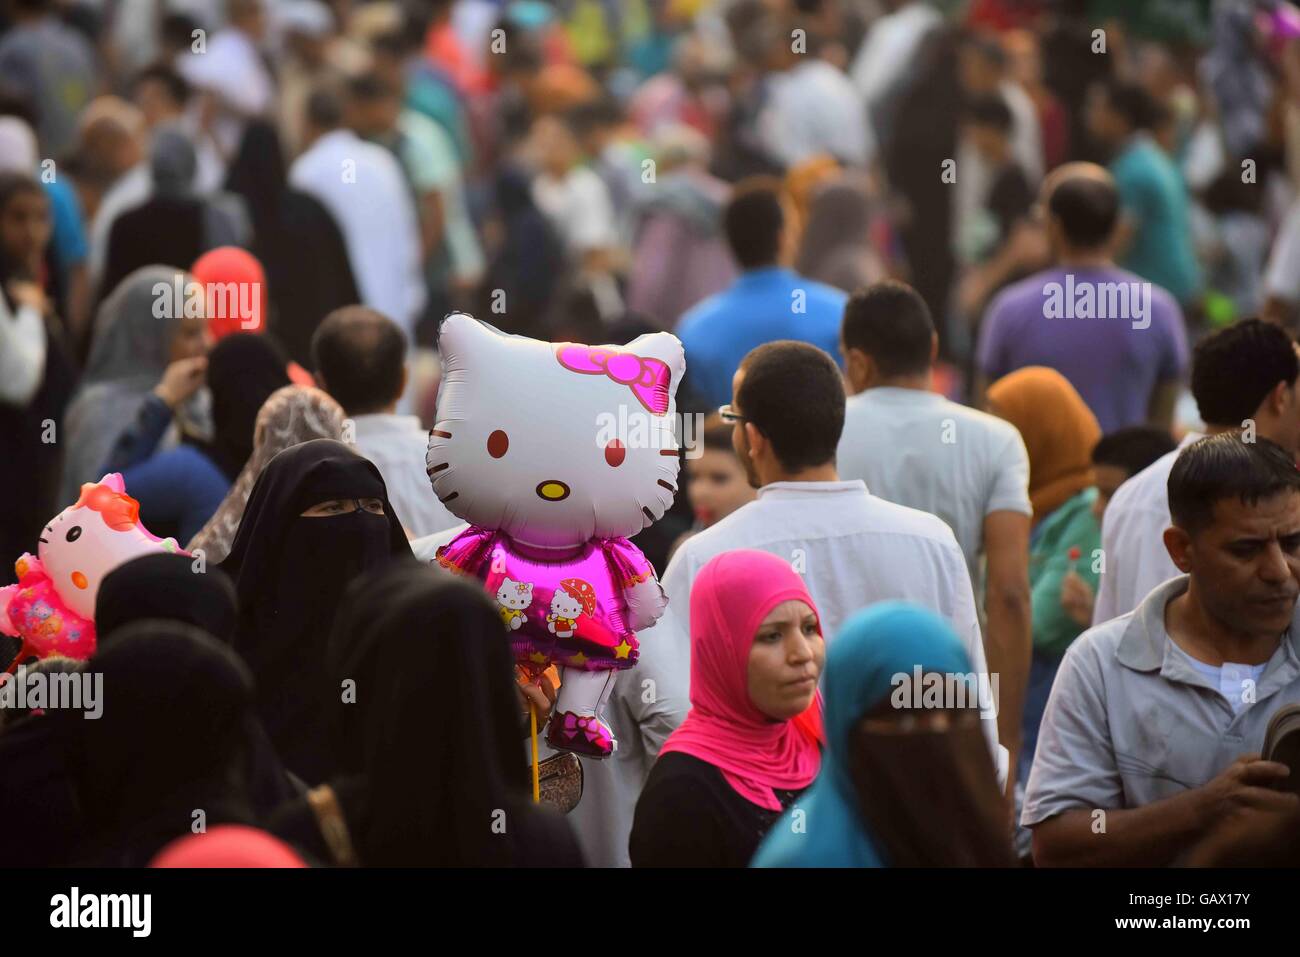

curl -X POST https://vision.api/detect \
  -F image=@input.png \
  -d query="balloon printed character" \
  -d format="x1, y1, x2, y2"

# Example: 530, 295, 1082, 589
428, 312, 684, 758
0, 474, 181, 670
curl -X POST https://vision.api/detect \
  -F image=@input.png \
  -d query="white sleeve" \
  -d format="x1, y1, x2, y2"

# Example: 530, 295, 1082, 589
1266, 201, 1300, 302
945, 538, 1008, 789
0, 297, 47, 406
1092, 504, 1122, 626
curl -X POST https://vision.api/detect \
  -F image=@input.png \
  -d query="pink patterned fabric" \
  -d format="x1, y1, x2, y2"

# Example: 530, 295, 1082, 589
659, 550, 823, 811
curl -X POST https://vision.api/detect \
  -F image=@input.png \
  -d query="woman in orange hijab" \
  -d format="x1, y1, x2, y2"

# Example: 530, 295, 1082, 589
986, 366, 1103, 788
985, 366, 1100, 525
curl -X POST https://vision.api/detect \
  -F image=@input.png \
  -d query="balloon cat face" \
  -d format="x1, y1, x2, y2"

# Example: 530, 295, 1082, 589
38, 474, 177, 619
427, 313, 685, 549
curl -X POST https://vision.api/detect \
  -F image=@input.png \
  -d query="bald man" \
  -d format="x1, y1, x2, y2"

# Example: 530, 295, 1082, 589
973, 162, 1189, 433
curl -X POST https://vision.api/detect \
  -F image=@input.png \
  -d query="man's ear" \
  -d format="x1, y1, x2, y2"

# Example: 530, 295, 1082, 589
843, 347, 870, 393
744, 421, 765, 461
1163, 525, 1194, 573
929, 332, 939, 364
398, 363, 409, 401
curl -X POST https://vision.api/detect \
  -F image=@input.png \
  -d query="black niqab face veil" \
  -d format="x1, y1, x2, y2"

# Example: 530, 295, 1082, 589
218, 439, 411, 783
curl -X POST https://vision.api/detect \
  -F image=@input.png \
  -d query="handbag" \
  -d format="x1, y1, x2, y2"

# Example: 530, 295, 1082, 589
537, 752, 583, 814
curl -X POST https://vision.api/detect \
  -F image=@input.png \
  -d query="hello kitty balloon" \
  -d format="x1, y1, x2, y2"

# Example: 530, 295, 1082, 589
428, 312, 684, 759
0, 474, 181, 669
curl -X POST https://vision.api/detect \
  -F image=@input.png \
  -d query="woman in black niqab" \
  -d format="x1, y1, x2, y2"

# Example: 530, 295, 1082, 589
59, 620, 260, 867
218, 439, 411, 784
96, 552, 239, 644
271, 564, 583, 867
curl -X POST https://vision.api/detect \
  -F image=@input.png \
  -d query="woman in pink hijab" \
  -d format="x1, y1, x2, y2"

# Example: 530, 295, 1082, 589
629, 549, 825, 867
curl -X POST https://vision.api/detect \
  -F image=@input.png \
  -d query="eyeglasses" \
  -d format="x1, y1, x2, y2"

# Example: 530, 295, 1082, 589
718, 404, 748, 424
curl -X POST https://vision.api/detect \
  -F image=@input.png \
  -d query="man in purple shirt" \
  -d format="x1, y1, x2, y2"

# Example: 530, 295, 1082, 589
975, 163, 1189, 433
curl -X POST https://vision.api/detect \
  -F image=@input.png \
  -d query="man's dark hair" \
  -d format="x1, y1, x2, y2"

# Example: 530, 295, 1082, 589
1168, 434, 1300, 535
347, 72, 397, 103
1048, 174, 1120, 249
160, 12, 202, 50
1097, 78, 1159, 132
964, 93, 1013, 133
1091, 426, 1176, 477
960, 30, 1008, 69
566, 96, 622, 139
132, 62, 192, 107
736, 341, 845, 472
311, 306, 407, 415
723, 177, 785, 269
306, 86, 344, 130
1192, 319, 1300, 427
841, 280, 935, 377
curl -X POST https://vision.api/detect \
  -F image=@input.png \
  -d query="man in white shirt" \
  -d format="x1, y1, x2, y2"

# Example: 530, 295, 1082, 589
851, 0, 943, 137
288, 87, 426, 344
835, 281, 1032, 766
175, 0, 275, 159
664, 341, 1006, 780
311, 306, 459, 539
1094, 319, 1300, 624
760, 31, 874, 168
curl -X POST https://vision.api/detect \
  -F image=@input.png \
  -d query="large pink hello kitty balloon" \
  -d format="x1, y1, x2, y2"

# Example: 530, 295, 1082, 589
0, 474, 181, 669
428, 312, 684, 758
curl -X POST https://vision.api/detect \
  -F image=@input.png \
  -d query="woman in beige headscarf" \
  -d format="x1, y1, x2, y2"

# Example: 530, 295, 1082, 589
188, 386, 346, 563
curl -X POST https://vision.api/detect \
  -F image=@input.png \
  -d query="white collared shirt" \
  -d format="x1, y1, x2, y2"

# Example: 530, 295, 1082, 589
837, 386, 1031, 592
350, 414, 460, 539
289, 129, 426, 337
1092, 431, 1203, 626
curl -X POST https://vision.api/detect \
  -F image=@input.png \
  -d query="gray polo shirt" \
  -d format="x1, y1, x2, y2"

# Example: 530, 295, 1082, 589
1022, 575, 1300, 827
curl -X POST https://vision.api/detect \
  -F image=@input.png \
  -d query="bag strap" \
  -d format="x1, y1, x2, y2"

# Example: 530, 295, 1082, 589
305, 784, 359, 868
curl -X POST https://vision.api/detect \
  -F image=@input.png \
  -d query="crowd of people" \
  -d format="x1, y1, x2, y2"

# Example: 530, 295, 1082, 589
5, 0, 1300, 869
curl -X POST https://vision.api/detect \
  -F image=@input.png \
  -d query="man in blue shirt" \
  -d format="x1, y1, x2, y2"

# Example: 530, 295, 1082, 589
1087, 78, 1201, 307
674, 176, 846, 409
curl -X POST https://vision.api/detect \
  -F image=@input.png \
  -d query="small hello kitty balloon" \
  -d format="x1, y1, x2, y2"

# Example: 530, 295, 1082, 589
429, 312, 684, 759
0, 474, 180, 668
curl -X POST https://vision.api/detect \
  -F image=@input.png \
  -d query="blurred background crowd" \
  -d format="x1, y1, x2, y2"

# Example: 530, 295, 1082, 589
8, 0, 1300, 571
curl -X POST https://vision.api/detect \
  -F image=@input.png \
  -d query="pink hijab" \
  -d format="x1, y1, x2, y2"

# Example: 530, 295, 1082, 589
660, 550, 824, 811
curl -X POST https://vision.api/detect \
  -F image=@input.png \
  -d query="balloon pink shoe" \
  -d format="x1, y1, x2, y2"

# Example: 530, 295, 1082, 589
545, 710, 615, 760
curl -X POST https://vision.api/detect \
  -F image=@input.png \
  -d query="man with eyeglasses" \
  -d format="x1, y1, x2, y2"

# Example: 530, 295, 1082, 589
657, 340, 1008, 789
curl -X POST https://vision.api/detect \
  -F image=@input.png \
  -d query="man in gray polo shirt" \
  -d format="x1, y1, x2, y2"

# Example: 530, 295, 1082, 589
1025, 434, 1300, 866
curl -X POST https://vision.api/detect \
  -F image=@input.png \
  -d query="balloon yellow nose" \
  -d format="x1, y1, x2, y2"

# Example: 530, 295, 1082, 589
71, 571, 88, 590
536, 480, 570, 502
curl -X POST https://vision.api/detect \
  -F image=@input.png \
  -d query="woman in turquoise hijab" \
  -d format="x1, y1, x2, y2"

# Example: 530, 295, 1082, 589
752, 602, 1012, 868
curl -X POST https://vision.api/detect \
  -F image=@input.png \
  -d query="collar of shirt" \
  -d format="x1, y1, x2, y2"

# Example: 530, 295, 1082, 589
1117, 575, 1300, 700
349, 413, 423, 439
733, 266, 796, 290
756, 479, 869, 501
858, 385, 943, 405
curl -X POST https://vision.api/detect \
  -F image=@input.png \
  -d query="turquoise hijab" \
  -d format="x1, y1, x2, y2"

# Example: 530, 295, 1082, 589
751, 602, 973, 868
